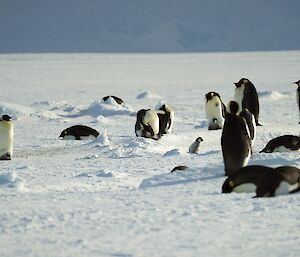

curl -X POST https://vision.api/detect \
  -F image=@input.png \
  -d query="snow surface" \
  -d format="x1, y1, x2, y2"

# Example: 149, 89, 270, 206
0, 51, 300, 257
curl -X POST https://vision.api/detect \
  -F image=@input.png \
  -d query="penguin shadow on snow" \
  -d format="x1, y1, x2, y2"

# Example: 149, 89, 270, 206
139, 164, 224, 189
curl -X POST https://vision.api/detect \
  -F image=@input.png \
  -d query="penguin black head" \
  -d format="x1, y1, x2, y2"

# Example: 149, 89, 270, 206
222, 179, 235, 193
293, 80, 300, 86
159, 104, 167, 112
196, 137, 204, 143
59, 129, 68, 138
234, 78, 250, 88
228, 101, 239, 115
136, 109, 148, 122
0, 115, 12, 121
205, 92, 220, 102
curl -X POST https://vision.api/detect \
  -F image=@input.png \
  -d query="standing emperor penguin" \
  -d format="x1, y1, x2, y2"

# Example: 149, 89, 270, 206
234, 78, 261, 126
205, 92, 226, 130
135, 109, 160, 140
156, 104, 174, 134
293, 80, 300, 123
240, 108, 256, 146
221, 101, 252, 176
0, 115, 13, 160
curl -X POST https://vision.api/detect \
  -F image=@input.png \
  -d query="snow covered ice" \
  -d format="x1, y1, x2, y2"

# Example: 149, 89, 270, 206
0, 52, 300, 257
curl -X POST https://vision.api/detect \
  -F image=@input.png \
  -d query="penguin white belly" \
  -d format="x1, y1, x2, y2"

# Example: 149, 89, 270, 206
274, 181, 296, 196
143, 110, 159, 135
234, 86, 245, 113
297, 93, 300, 118
205, 98, 224, 125
242, 148, 251, 167
62, 135, 77, 140
167, 110, 175, 134
273, 146, 300, 152
0, 122, 13, 157
233, 183, 257, 193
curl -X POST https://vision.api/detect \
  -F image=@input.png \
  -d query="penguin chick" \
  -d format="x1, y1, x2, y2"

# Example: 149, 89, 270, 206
188, 137, 203, 154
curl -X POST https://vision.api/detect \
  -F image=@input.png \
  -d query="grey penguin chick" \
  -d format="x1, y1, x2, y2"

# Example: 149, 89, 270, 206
188, 137, 203, 154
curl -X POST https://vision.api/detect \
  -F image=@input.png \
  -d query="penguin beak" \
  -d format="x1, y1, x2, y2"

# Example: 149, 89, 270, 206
234, 82, 238, 87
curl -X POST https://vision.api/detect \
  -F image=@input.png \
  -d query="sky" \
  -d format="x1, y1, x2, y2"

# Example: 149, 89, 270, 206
0, 0, 300, 53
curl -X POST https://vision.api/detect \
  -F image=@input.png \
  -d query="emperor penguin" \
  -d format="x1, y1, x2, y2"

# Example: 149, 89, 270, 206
170, 165, 189, 173
221, 101, 252, 176
255, 168, 300, 197
222, 165, 300, 195
188, 137, 203, 154
222, 165, 275, 193
156, 104, 174, 134
59, 125, 99, 140
239, 108, 256, 146
0, 115, 13, 160
234, 78, 261, 126
102, 96, 125, 106
259, 135, 300, 153
293, 80, 300, 123
135, 109, 160, 140
205, 92, 226, 130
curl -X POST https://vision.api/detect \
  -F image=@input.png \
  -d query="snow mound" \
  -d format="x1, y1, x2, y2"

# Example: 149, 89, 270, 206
96, 170, 113, 177
62, 100, 134, 118
163, 148, 181, 156
139, 167, 223, 189
96, 130, 110, 146
136, 91, 162, 100
0, 171, 25, 191
31, 100, 74, 112
0, 101, 33, 118
258, 90, 289, 100
74, 170, 114, 178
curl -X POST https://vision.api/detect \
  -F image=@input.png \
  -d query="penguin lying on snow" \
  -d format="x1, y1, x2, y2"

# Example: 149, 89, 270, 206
156, 104, 174, 135
59, 125, 99, 140
188, 137, 203, 154
135, 109, 160, 140
293, 80, 300, 123
234, 78, 261, 126
222, 165, 300, 197
170, 165, 189, 173
0, 115, 13, 160
102, 95, 124, 106
260, 135, 300, 153
221, 101, 252, 176
205, 92, 226, 130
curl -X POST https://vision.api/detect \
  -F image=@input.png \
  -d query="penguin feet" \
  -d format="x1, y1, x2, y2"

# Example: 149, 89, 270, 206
0, 153, 11, 160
